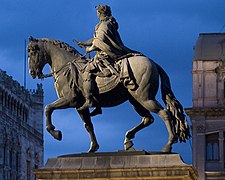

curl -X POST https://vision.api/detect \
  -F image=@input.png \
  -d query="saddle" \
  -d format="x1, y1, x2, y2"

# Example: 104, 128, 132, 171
67, 56, 138, 95
96, 74, 120, 94
96, 57, 137, 94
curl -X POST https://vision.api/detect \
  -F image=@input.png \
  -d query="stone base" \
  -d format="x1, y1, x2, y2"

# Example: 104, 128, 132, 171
34, 150, 197, 180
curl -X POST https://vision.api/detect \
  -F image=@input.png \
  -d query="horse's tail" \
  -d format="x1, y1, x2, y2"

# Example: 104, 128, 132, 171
155, 62, 191, 143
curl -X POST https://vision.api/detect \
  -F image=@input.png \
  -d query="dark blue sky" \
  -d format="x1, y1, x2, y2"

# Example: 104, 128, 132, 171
1, 0, 225, 164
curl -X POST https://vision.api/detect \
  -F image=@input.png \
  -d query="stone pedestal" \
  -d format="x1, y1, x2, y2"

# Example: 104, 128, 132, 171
34, 151, 197, 180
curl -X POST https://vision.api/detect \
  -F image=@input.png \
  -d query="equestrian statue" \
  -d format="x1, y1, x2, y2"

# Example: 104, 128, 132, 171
27, 5, 190, 153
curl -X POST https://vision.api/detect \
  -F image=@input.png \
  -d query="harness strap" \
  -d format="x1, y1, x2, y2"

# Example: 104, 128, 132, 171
41, 53, 142, 79
41, 58, 84, 79
41, 64, 67, 79
116, 52, 143, 61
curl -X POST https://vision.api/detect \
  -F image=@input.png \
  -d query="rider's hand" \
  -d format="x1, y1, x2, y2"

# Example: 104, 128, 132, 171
86, 44, 97, 53
86, 47, 91, 53
77, 42, 84, 46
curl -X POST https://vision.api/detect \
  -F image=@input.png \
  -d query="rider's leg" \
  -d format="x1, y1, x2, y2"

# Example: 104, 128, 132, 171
79, 71, 95, 110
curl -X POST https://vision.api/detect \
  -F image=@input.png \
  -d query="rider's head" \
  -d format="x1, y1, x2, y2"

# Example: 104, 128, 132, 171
95, 5, 111, 19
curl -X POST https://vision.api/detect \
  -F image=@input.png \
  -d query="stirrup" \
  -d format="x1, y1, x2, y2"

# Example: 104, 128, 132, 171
90, 107, 102, 117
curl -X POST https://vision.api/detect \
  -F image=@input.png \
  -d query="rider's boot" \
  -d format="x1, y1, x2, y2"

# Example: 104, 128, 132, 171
79, 71, 102, 115
79, 77, 94, 110
90, 107, 102, 117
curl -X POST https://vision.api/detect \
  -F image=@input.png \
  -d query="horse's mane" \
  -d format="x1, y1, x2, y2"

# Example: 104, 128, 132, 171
39, 38, 82, 56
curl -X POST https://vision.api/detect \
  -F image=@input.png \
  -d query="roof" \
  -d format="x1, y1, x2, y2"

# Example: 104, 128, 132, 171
194, 33, 225, 61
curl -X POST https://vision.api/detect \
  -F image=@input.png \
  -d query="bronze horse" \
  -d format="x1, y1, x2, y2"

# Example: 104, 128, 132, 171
27, 37, 190, 153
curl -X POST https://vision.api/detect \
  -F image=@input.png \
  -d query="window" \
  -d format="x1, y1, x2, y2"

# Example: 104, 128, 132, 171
16, 152, 19, 172
9, 149, 13, 168
206, 132, 219, 161
34, 152, 40, 170
7, 95, 10, 108
224, 132, 225, 168
3, 145, 6, 165
0, 88, 3, 105
224, 81, 225, 98
26, 160, 31, 179
4, 92, 7, 106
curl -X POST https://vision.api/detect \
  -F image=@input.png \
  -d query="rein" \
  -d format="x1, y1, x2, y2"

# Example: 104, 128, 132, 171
41, 58, 84, 79
41, 63, 67, 79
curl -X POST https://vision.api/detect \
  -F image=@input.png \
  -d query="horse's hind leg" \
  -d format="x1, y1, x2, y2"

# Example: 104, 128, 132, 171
124, 98, 154, 150
157, 109, 178, 152
135, 99, 177, 152
45, 97, 71, 140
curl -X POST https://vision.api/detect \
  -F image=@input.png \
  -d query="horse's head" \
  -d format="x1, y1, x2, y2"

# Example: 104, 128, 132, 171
27, 36, 48, 79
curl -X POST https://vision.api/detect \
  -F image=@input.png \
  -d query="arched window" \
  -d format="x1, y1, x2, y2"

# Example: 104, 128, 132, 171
0, 87, 3, 106
8, 95, 10, 108
23, 108, 28, 122
3, 128, 7, 166
10, 97, 14, 111
14, 99, 17, 112
2, 91, 5, 106
25, 109, 28, 122
224, 80, 225, 98
9, 149, 13, 168
19, 103, 22, 116
22, 107, 25, 120
206, 132, 219, 161
3, 145, 7, 166
15, 136, 20, 172
35, 152, 39, 169
223, 132, 225, 168
4, 91, 7, 107
16, 102, 20, 116
26, 148, 31, 178
16, 151, 20, 172
7, 94, 10, 108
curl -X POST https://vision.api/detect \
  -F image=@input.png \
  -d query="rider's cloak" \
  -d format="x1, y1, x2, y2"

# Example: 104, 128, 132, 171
92, 16, 137, 59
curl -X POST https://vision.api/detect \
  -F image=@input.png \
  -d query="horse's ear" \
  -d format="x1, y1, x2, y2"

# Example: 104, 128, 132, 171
29, 36, 36, 42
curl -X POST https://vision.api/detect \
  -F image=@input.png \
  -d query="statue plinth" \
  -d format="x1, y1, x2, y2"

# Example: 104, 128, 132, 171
34, 150, 197, 180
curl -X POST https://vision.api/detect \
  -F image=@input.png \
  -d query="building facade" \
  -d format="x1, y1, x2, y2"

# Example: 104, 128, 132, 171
186, 33, 225, 179
0, 69, 44, 180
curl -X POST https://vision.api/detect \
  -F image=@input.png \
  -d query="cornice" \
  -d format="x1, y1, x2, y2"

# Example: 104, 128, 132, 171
185, 107, 225, 117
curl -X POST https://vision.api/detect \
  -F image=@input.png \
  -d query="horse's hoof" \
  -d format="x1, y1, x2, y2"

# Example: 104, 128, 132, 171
88, 143, 99, 153
124, 139, 134, 150
46, 124, 55, 132
172, 136, 178, 144
51, 130, 62, 141
162, 145, 172, 153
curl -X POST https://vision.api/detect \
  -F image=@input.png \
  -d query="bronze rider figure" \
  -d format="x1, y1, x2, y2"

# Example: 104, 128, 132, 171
77, 5, 137, 111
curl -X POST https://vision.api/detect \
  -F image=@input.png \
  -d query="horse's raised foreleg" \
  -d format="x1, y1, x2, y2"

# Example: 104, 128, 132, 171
45, 98, 71, 140
124, 98, 154, 150
77, 109, 99, 152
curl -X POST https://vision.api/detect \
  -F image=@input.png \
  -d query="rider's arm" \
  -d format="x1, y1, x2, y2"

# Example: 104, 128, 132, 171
86, 44, 98, 53
80, 38, 94, 46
